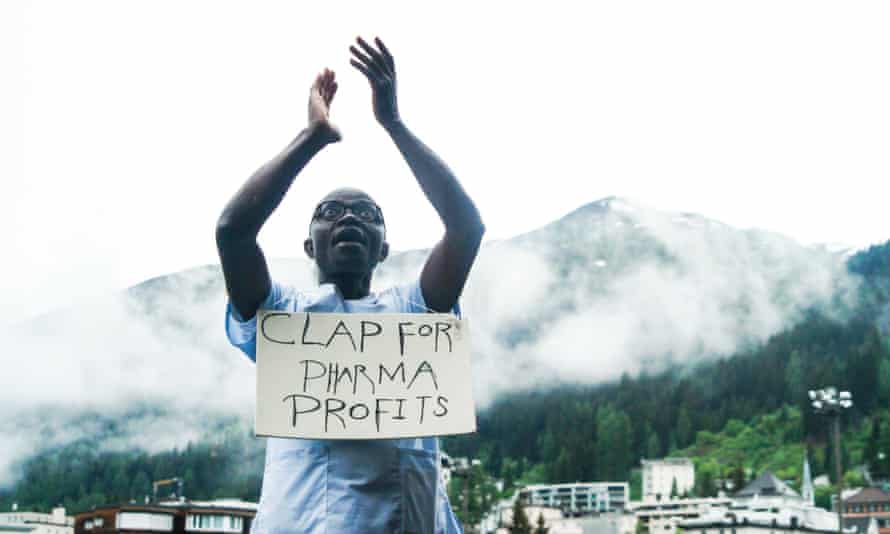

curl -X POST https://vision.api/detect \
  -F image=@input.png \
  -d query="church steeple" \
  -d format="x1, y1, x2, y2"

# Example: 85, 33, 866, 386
802, 450, 815, 506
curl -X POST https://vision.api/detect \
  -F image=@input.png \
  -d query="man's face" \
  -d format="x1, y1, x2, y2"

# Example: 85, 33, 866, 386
304, 188, 388, 276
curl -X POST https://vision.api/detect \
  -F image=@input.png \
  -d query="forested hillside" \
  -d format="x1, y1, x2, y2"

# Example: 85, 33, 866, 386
2, 225, 887, 519
441, 240, 890, 516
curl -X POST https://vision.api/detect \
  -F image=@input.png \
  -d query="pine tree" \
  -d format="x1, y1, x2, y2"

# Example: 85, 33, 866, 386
880, 358, 890, 405
694, 468, 716, 498
130, 472, 151, 503
866, 417, 881, 472
533, 513, 550, 534
677, 408, 693, 448
876, 417, 890, 478
646, 432, 662, 459
729, 466, 745, 492
596, 405, 633, 480
489, 444, 504, 478
509, 497, 532, 534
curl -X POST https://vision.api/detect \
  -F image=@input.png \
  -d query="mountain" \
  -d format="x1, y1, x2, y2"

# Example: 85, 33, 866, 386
1, 197, 882, 512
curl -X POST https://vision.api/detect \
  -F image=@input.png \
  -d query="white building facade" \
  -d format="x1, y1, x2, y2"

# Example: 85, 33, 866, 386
0, 507, 73, 534
642, 458, 695, 500
519, 482, 629, 515
628, 496, 732, 533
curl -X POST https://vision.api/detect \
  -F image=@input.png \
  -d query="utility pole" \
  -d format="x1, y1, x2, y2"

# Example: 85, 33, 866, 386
809, 387, 853, 534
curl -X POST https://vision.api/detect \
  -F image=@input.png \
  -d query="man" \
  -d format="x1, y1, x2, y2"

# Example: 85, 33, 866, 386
216, 36, 484, 533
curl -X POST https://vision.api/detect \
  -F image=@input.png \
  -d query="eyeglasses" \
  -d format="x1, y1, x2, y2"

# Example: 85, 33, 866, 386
313, 200, 384, 224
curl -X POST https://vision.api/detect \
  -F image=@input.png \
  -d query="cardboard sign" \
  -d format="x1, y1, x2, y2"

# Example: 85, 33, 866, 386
256, 311, 476, 440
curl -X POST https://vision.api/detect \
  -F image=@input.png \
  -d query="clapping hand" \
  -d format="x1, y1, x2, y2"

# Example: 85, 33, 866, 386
349, 36, 401, 129
308, 68, 342, 143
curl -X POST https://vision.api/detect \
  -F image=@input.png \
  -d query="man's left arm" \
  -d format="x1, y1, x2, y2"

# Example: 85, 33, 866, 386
350, 37, 484, 312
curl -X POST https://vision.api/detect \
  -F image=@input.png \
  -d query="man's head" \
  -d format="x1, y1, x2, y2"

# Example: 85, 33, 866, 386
304, 187, 389, 278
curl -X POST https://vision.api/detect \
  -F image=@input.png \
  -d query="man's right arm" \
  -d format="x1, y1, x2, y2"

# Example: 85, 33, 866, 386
216, 69, 341, 320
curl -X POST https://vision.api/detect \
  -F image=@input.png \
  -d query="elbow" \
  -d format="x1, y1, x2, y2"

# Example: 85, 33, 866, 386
472, 218, 486, 246
470, 212, 485, 242
215, 212, 251, 247
450, 215, 485, 248
215, 215, 235, 246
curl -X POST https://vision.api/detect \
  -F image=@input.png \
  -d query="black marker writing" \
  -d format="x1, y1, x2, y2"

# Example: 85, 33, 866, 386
408, 360, 439, 390
262, 313, 295, 345
282, 394, 321, 427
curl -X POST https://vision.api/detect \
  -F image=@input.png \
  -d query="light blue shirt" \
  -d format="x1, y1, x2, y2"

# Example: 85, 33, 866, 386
226, 280, 464, 534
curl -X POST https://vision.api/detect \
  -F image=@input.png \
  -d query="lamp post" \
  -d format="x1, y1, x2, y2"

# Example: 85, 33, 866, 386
452, 458, 481, 533
809, 387, 853, 534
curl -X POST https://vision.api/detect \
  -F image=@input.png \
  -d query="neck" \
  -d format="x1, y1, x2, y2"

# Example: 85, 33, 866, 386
319, 272, 372, 300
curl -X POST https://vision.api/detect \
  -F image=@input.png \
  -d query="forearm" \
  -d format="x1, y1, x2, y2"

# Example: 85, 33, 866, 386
385, 120, 484, 237
217, 124, 331, 241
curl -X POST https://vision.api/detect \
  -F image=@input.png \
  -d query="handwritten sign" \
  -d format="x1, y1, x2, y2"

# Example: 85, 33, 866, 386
256, 311, 476, 440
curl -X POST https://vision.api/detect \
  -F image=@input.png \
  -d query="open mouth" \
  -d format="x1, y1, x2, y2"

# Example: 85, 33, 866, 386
332, 226, 368, 246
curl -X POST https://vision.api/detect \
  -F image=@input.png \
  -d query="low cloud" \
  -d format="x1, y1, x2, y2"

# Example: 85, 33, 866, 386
0, 198, 860, 486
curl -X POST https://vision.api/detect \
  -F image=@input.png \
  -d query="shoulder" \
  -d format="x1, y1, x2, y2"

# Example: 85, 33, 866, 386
378, 280, 461, 317
374, 280, 425, 313
266, 280, 301, 311
228, 280, 300, 321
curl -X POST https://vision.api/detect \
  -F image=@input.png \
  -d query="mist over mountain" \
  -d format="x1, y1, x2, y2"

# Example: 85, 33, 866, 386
1, 197, 863, 488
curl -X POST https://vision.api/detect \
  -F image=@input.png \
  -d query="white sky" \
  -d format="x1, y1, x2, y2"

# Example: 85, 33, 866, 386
3, 0, 890, 326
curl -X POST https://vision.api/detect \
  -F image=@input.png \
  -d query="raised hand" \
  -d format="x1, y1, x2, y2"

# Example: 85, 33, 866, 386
349, 36, 400, 128
308, 68, 342, 143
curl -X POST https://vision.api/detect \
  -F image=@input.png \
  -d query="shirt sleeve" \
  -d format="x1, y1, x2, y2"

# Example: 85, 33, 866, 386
225, 281, 292, 362
393, 279, 462, 318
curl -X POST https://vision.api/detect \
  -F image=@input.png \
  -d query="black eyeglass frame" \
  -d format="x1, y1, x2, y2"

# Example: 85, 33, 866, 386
311, 200, 385, 225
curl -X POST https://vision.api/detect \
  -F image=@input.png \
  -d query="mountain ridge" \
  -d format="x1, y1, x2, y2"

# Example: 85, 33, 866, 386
1, 197, 880, 495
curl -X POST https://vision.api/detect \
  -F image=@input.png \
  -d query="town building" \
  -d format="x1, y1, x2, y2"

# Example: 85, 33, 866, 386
518, 482, 629, 515
733, 471, 808, 508
73, 499, 256, 534
679, 467, 845, 533
0, 507, 73, 534
844, 487, 890, 533
628, 496, 732, 533
802, 452, 816, 506
846, 517, 881, 534
679, 504, 845, 533
497, 505, 563, 531
481, 501, 631, 534
641, 458, 694, 500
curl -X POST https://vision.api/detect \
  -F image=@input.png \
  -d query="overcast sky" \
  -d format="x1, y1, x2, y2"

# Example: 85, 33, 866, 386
3, 0, 889, 326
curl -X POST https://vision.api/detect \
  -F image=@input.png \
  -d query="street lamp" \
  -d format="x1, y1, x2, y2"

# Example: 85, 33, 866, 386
809, 387, 853, 534
451, 457, 482, 532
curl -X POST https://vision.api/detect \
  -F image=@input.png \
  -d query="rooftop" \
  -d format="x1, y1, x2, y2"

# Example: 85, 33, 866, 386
642, 458, 694, 466
735, 471, 801, 499
846, 487, 890, 504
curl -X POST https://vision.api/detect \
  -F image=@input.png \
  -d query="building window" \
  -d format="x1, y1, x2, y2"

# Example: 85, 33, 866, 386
186, 514, 242, 532
117, 513, 173, 531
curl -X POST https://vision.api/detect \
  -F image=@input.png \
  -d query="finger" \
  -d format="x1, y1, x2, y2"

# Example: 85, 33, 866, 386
349, 58, 375, 84
374, 37, 395, 73
349, 46, 386, 81
349, 45, 383, 77
356, 36, 391, 77
316, 70, 332, 94
320, 78, 331, 102
323, 70, 335, 95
